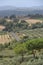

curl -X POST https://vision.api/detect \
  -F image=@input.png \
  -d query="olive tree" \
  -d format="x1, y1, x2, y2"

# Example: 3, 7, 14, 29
14, 43, 27, 62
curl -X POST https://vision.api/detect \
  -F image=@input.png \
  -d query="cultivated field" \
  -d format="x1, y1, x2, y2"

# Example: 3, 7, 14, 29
0, 33, 14, 44
25, 19, 43, 24
19, 28, 43, 39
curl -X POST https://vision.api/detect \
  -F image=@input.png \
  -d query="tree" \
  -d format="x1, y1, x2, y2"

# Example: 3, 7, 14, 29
9, 15, 16, 19
26, 41, 36, 58
26, 38, 43, 58
14, 43, 27, 62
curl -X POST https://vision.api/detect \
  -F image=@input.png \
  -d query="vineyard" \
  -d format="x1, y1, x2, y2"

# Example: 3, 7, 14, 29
19, 28, 43, 39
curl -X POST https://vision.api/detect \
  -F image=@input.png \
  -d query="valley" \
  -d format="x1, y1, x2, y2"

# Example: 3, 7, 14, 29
0, 6, 43, 65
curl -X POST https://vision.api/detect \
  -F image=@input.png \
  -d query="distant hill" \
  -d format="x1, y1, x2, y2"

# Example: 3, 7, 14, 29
0, 6, 43, 16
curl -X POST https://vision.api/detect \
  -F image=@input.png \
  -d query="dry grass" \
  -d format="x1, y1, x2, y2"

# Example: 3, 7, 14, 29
0, 25, 5, 30
5, 19, 13, 22
25, 19, 43, 24
0, 34, 13, 44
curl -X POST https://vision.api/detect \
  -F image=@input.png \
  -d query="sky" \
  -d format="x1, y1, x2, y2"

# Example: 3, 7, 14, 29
0, 0, 43, 7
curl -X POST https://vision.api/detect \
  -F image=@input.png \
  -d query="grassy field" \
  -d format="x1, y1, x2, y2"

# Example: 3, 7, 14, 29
0, 48, 43, 65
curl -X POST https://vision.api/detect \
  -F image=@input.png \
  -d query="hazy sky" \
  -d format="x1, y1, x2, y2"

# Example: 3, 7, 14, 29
0, 0, 43, 7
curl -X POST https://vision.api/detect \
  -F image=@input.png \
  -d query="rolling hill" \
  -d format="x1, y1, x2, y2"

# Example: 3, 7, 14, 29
0, 6, 43, 16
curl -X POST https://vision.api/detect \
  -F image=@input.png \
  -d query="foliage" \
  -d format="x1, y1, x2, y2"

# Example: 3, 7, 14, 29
26, 38, 43, 50
14, 43, 27, 62
14, 43, 27, 55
